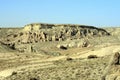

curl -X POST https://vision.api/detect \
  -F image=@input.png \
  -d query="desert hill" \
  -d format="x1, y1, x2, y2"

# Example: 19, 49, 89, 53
1, 23, 110, 44
0, 23, 120, 80
0, 23, 110, 53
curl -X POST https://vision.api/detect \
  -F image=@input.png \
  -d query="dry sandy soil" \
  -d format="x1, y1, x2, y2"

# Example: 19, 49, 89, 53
0, 26, 120, 80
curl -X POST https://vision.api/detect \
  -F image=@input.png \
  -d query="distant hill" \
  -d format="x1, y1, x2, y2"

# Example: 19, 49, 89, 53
0, 23, 110, 53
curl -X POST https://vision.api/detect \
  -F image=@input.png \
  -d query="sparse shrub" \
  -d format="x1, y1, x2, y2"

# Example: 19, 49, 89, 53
19, 32, 24, 36
60, 46, 67, 50
13, 34, 18, 38
66, 57, 73, 61
10, 43, 15, 50
7, 39, 10, 41
11, 71, 17, 75
30, 77, 38, 80
18, 40, 20, 42
88, 55, 98, 59
57, 44, 68, 50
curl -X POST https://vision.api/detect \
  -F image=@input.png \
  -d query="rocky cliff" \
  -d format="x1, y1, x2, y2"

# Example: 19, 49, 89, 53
0, 23, 110, 52
1, 23, 110, 45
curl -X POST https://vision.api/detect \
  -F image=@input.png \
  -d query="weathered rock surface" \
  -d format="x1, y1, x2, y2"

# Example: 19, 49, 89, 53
0, 23, 110, 52
1, 23, 110, 44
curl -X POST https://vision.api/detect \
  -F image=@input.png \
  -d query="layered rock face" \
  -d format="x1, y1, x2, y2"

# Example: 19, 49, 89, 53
2, 23, 110, 45
0, 23, 110, 53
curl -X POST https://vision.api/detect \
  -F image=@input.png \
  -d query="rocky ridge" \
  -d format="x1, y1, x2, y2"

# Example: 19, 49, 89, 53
1, 23, 110, 44
0, 23, 110, 53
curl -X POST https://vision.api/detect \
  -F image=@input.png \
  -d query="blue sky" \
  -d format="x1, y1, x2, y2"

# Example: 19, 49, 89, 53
0, 0, 120, 27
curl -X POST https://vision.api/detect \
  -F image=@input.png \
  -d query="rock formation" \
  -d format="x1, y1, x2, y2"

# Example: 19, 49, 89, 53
101, 52, 120, 80
1, 23, 110, 44
0, 23, 110, 52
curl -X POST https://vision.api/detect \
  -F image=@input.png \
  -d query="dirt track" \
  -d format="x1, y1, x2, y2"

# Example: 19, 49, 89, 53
0, 45, 120, 79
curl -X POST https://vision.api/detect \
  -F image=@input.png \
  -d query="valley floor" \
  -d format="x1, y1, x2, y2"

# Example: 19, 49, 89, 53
0, 44, 120, 80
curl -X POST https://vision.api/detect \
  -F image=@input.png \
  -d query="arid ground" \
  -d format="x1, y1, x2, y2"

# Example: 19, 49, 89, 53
0, 23, 120, 80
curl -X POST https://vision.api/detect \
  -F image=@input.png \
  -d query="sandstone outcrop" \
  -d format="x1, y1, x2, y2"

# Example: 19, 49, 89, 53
2, 23, 110, 44
0, 23, 110, 52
